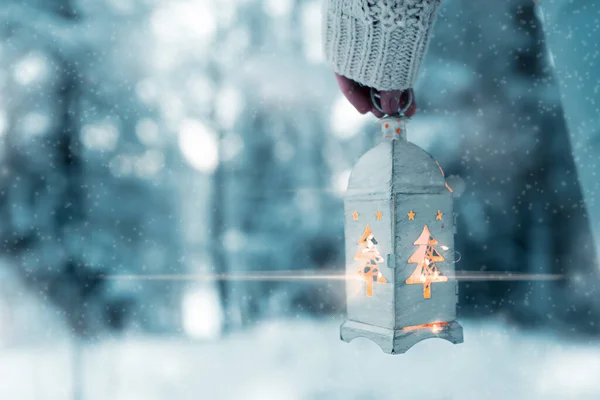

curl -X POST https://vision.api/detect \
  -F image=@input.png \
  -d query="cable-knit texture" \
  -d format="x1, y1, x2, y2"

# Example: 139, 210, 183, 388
322, 0, 442, 90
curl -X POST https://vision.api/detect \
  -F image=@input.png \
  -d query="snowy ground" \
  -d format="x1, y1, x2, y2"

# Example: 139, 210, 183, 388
1, 317, 600, 400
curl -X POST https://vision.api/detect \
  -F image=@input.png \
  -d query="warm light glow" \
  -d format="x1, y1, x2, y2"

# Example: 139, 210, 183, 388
436, 161, 454, 192
355, 225, 387, 296
402, 322, 449, 332
407, 225, 448, 299
436, 161, 445, 177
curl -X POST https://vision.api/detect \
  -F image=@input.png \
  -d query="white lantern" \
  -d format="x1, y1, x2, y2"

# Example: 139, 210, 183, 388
341, 117, 463, 354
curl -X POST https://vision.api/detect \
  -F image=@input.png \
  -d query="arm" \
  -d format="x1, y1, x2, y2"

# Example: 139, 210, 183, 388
322, 0, 443, 92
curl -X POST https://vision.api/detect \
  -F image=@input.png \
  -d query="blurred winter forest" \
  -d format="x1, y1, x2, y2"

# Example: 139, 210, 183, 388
1, 0, 599, 399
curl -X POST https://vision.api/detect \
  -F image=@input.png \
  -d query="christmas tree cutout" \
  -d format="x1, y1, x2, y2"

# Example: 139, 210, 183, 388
354, 225, 387, 297
406, 225, 448, 299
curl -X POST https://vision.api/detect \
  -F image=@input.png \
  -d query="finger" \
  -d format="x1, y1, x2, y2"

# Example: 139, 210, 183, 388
403, 89, 417, 118
334, 73, 372, 114
404, 101, 417, 118
379, 90, 404, 116
370, 106, 385, 118
377, 89, 418, 118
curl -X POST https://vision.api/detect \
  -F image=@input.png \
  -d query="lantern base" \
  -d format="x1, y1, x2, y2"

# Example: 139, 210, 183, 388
340, 320, 463, 355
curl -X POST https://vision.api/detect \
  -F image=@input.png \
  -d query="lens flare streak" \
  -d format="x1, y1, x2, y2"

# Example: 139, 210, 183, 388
98, 271, 565, 282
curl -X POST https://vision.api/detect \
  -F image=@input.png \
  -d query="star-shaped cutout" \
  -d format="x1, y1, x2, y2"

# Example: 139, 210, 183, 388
408, 210, 415, 220
352, 211, 359, 221
376, 211, 382, 220
436, 210, 443, 221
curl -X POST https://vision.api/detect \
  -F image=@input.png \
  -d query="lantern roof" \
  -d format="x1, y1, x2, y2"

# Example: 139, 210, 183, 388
346, 139, 447, 196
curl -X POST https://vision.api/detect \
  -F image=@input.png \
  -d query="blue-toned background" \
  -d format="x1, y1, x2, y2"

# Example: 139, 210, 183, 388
1, 0, 599, 398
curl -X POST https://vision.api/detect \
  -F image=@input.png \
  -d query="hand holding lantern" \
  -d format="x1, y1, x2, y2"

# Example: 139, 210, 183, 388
334, 73, 417, 119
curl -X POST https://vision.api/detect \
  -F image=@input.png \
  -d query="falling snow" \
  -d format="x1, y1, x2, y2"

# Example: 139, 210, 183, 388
0, 0, 599, 398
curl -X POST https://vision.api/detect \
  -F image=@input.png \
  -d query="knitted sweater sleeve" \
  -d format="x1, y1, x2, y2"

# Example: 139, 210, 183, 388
322, 0, 442, 91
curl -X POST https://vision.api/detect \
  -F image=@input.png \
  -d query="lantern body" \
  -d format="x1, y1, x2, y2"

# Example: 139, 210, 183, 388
341, 118, 463, 354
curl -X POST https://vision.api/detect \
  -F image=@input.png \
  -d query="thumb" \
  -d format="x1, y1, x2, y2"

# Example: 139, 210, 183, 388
378, 89, 417, 118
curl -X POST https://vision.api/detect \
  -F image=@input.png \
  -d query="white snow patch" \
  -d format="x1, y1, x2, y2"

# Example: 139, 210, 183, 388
151, 1, 216, 45
221, 133, 244, 162
548, 50, 556, 68
263, 0, 293, 17
332, 169, 351, 196
330, 96, 370, 140
0, 110, 8, 137
178, 119, 219, 173
223, 229, 247, 252
408, 115, 460, 154
82, 121, 119, 152
21, 112, 51, 138
136, 119, 161, 147
135, 150, 164, 178
537, 351, 600, 397
13, 53, 47, 86
136, 80, 158, 105
301, 1, 324, 64
274, 139, 295, 163
109, 154, 135, 177
215, 85, 244, 130
186, 74, 215, 112
182, 286, 223, 340
105, 0, 134, 14
2, 319, 600, 399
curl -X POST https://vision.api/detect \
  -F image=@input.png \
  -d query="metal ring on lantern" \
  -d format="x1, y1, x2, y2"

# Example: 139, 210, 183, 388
454, 251, 462, 263
370, 88, 414, 118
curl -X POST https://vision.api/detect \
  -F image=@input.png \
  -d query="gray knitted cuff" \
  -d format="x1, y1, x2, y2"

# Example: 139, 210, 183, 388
323, 0, 442, 91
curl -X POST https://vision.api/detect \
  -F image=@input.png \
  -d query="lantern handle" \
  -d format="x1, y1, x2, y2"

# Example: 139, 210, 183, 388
370, 88, 414, 118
